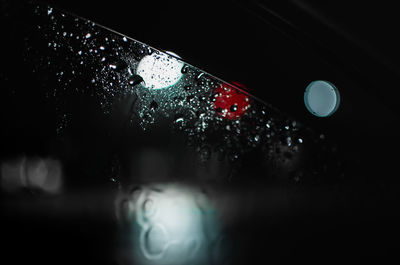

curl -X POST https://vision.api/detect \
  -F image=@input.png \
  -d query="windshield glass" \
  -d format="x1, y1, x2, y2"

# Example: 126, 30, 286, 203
0, 1, 343, 265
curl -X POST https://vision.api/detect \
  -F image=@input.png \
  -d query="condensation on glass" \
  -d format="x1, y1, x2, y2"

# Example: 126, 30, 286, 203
0, 2, 344, 265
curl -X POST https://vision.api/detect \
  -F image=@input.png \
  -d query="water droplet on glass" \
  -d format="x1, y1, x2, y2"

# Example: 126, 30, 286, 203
108, 59, 127, 71
128, 75, 144, 86
143, 224, 168, 257
150, 100, 158, 110
228, 152, 239, 163
181, 65, 189, 74
286, 137, 292, 146
230, 104, 238, 112
173, 114, 186, 130
85, 33, 91, 39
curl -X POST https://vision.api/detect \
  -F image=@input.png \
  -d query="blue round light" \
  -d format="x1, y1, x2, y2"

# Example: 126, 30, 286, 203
304, 80, 340, 117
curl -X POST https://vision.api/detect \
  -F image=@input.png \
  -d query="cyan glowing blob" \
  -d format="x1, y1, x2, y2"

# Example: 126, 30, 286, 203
116, 183, 221, 265
136, 51, 184, 90
304, 80, 340, 117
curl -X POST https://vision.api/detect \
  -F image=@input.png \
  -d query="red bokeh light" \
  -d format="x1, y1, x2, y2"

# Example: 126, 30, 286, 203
213, 82, 251, 120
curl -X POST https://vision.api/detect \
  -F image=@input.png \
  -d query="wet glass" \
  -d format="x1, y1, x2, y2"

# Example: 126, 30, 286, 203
0, 1, 344, 265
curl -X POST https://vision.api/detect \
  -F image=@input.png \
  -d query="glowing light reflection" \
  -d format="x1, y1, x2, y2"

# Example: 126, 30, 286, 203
116, 184, 222, 265
136, 51, 184, 90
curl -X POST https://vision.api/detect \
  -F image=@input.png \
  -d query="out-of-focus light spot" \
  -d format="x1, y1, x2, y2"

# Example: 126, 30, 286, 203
115, 184, 222, 265
304, 80, 340, 117
1, 157, 25, 192
0, 157, 63, 194
26, 159, 48, 189
136, 51, 184, 90
136, 187, 205, 262
213, 82, 251, 120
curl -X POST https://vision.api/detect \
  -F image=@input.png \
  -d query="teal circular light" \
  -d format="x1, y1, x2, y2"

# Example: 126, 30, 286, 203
304, 80, 340, 117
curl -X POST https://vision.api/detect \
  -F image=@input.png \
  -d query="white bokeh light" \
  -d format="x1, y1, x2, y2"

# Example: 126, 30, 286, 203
136, 51, 184, 90
115, 183, 222, 265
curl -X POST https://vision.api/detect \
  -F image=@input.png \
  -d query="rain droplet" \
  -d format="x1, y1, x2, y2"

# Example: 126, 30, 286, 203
128, 75, 144, 86
230, 104, 238, 112
150, 100, 158, 110
108, 59, 127, 71
175, 117, 184, 123
144, 224, 168, 256
181, 65, 189, 74
173, 115, 186, 130
228, 152, 239, 163
286, 137, 292, 146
